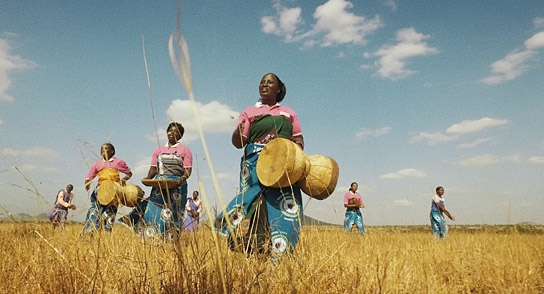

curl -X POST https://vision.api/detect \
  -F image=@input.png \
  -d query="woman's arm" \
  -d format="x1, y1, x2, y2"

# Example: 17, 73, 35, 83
121, 171, 132, 185
57, 191, 71, 208
437, 202, 455, 220
145, 166, 157, 179
292, 134, 304, 150
232, 119, 247, 149
176, 167, 192, 187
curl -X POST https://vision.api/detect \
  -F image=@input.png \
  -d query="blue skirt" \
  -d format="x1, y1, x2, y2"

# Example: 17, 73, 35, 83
215, 143, 303, 259
81, 186, 118, 234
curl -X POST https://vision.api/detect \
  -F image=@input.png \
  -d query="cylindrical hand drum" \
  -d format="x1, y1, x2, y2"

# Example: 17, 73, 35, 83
256, 138, 308, 188
297, 154, 339, 200
97, 179, 123, 205
121, 184, 144, 207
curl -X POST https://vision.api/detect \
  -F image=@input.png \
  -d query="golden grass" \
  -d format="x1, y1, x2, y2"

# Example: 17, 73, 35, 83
1, 222, 543, 293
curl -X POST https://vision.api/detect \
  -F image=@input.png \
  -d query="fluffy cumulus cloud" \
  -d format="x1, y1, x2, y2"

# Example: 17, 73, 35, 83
355, 126, 391, 141
261, 0, 382, 47
379, 168, 427, 180
312, 0, 382, 47
261, 5, 302, 42
0, 34, 37, 103
410, 117, 508, 146
163, 99, 239, 143
372, 27, 438, 80
481, 20, 544, 85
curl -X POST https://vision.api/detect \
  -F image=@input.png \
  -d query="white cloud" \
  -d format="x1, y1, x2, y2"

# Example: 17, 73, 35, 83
446, 117, 508, 135
458, 154, 521, 168
528, 156, 544, 164
373, 27, 438, 80
261, 0, 383, 47
524, 31, 544, 50
379, 168, 427, 180
457, 137, 492, 149
481, 30, 544, 85
410, 117, 508, 146
355, 126, 391, 141
261, 5, 302, 42
409, 132, 458, 146
533, 17, 544, 29
0, 35, 38, 103
164, 99, 239, 143
312, 0, 382, 47
1, 147, 59, 159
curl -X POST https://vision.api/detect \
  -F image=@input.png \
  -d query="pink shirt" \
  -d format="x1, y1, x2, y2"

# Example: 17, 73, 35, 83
236, 102, 302, 137
85, 157, 131, 180
150, 143, 193, 176
344, 191, 363, 205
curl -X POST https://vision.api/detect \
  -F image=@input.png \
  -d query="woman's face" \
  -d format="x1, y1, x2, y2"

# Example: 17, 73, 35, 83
259, 74, 281, 104
101, 144, 115, 161
167, 125, 182, 144
351, 183, 358, 192
437, 187, 444, 196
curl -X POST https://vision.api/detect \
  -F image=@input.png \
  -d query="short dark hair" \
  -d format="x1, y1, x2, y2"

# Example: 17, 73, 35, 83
167, 122, 185, 138
349, 182, 358, 192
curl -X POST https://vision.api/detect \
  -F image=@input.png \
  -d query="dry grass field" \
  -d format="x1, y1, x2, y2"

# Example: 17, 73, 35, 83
1, 222, 543, 293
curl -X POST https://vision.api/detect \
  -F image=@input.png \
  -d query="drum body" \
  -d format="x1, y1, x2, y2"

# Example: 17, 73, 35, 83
297, 154, 339, 200
97, 179, 123, 205
141, 178, 179, 189
120, 184, 144, 207
256, 138, 308, 188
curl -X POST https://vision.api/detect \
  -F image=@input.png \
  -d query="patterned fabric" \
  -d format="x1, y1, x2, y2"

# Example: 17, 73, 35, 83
215, 142, 303, 259
81, 186, 118, 233
344, 209, 364, 234
138, 174, 187, 241
124, 142, 192, 241
430, 194, 448, 238
430, 210, 448, 239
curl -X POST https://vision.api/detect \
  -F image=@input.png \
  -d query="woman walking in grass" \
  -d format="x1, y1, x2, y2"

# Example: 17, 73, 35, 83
82, 143, 132, 234
47, 184, 76, 228
430, 186, 455, 239
122, 122, 192, 241
344, 182, 365, 234
215, 73, 304, 260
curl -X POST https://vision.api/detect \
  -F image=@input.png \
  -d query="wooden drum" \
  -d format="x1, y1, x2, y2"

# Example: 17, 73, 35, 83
120, 184, 144, 207
297, 154, 339, 200
141, 178, 179, 189
97, 179, 123, 206
256, 138, 308, 188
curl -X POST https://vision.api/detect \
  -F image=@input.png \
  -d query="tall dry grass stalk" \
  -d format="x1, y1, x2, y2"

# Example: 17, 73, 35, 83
1, 222, 543, 293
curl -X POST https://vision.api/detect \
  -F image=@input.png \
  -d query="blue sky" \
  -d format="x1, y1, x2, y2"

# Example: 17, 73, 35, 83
1, 0, 543, 226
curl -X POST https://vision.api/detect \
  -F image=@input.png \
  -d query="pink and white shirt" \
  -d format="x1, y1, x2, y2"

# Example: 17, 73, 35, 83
236, 101, 302, 138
